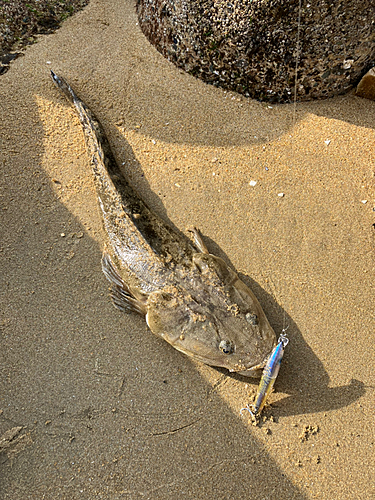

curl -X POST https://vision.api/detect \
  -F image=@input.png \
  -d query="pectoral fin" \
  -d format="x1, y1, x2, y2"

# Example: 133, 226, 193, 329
101, 251, 147, 315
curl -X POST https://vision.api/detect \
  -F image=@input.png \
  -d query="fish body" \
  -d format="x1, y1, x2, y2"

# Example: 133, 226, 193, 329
51, 71, 276, 377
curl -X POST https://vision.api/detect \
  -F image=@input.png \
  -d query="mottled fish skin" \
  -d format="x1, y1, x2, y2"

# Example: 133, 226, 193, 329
51, 71, 276, 377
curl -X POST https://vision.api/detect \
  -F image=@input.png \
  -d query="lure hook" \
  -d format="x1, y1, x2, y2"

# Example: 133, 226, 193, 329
240, 404, 256, 418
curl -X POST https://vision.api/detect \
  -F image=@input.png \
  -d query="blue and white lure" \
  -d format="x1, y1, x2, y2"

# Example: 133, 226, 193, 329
241, 329, 289, 419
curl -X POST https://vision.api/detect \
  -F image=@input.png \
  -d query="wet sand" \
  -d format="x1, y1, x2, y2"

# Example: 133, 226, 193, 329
0, 1, 374, 498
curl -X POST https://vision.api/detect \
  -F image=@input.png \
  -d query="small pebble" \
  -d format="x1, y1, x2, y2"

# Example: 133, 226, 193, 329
324, 139, 331, 146
278, 193, 284, 197
355, 67, 375, 100
361, 200, 367, 204
60, 233, 66, 237
174, 183, 181, 188
249, 180, 257, 187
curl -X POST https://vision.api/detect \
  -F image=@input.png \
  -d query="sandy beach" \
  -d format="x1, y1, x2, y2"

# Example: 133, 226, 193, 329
1, 1, 374, 498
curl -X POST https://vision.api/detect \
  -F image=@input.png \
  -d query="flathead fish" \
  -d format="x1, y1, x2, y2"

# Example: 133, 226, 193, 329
51, 71, 276, 377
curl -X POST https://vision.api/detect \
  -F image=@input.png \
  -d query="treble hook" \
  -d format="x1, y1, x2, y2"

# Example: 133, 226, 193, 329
240, 404, 256, 418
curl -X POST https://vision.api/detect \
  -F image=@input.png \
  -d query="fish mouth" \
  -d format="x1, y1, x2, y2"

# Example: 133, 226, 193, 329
173, 346, 262, 377
234, 366, 264, 378
230, 354, 271, 378
173, 343, 272, 378
234, 338, 280, 377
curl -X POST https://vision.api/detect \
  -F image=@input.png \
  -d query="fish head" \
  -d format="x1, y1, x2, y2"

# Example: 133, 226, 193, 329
146, 254, 276, 377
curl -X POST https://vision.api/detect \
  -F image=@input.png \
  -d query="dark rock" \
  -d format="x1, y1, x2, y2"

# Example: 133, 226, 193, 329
136, 0, 375, 103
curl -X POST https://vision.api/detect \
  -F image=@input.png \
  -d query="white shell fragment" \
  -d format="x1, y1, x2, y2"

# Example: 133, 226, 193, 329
249, 180, 257, 187
342, 59, 354, 70
325, 139, 331, 146
278, 193, 285, 197
361, 200, 368, 204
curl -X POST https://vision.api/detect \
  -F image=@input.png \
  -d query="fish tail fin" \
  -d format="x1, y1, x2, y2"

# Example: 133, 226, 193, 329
102, 251, 147, 316
50, 71, 77, 103
187, 227, 209, 254
50, 71, 123, 199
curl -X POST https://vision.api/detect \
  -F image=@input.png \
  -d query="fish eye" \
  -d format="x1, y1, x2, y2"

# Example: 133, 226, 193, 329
246, 313, 258, 325
219, 339, 234, 354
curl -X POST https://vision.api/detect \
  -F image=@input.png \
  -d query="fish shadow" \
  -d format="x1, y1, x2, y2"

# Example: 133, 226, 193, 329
104, 122, 366, 418
187, 234, 366, 417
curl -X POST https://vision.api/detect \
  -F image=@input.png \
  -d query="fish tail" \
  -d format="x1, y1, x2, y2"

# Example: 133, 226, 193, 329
50, 71, 76, 103
51, 72, 195, 290
50, 71, 125, 207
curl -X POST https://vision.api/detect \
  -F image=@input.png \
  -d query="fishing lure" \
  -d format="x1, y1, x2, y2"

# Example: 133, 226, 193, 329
241, 329, 289, 418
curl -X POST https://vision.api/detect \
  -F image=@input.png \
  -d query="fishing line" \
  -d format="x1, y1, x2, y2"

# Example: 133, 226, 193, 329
293, 0, 303, 129
241, 1, 304, 418
282, 0, 303, 333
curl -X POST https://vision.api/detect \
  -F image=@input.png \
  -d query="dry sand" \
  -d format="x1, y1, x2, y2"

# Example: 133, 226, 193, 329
0, 1, 374, 498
